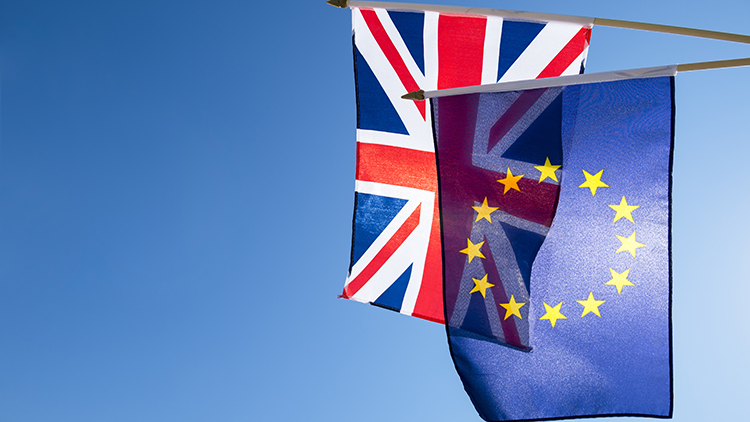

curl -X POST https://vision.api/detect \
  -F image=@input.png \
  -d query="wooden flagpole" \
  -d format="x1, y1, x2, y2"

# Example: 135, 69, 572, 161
675, 57, 750, 71
594, 18, 750, 44
329, 1, 750, 45
402, 58, 750, 100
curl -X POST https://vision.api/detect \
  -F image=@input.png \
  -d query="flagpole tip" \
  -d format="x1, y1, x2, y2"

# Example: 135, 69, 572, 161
401, 90, 425, 101
326, 0, 348, 8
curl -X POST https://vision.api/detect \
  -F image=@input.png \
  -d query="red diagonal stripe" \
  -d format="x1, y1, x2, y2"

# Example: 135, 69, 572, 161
486, 88, 547, 153
343, 204, 422, 299
360, 9, 426, 120
537, 27, 591, 78
356, 143, 438, 192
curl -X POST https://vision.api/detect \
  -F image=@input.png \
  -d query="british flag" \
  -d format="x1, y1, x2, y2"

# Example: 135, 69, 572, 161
341, 4, 592, 324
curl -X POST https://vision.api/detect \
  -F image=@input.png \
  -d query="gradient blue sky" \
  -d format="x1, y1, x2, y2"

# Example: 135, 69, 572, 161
0, 0, 748, 421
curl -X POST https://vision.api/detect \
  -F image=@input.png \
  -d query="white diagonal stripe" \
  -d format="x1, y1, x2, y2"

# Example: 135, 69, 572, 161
354, 8, 433, 148
373, 8, 427, 88
347, 181, 434, 314
499, 22, 584, 82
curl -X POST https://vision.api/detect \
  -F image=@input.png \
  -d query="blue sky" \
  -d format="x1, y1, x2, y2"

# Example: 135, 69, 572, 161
0, 0, 748, 421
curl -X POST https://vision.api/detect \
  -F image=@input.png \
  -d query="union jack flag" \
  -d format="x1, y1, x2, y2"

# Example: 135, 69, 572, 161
341, 5, 592, 324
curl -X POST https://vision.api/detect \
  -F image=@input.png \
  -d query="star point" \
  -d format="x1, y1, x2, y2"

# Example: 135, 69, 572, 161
616, 231, 646, 257
534, 157, 561, 183
499, 295, 526, 320
459, 238, 485, 263
605, 267, 635, 294
579, 169, 609, 196
497, 167, 524, 194
472, 197, 499, 223
539, 301, 567, 328
469, 274, 495, 298
577, 292, 606, 317
609, 196, 640, 223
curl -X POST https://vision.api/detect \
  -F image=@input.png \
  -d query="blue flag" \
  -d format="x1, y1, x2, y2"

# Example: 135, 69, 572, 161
431, 70, 673, 420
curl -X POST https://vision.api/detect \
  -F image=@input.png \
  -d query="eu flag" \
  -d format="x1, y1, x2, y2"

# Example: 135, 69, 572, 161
432, 70, 673, 420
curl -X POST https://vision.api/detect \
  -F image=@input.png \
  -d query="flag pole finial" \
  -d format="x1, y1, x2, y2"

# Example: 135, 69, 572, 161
402, 90, 425, 101
326, 0, 348, 8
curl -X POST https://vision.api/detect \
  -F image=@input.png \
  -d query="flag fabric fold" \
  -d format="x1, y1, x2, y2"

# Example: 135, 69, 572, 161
343, 4, 593, 324
432, 71, 674, 420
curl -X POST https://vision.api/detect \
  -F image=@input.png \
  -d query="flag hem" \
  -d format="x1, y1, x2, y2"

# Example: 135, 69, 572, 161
348, 1, 596, 26
423, 65, 678, 98
347, 34, 361, 279
666, 75, 676, 419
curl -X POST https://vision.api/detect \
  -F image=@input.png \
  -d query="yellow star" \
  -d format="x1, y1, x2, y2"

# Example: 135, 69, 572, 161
459, 238, 485, 263
533, 157, 561, 183
472, 197, 499, 223
615, 231, 646, 258
605, 267, 635, 294
497, 167, 524, 194
578, 169, 609, 196
577, 292, 606, 317
499, 295, 526, 320
469, 274, 495, 298
608, 196, 640, 223
539, 301, 567, 328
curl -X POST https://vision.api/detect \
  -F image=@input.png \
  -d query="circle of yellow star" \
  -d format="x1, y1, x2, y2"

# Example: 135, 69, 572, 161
605, 267, 635, 294
615, 230, 646, 258
497, 167, 524, 194
608, 196, 640, 223
579, 169, 609, 196
577, 292, 606, 317
533, 157, 561, 183
472, 197, 499, 223
469, 274, 495, 298
499, 295, 526, 320
459, 238, 485, 263
539, 301, 567, 328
